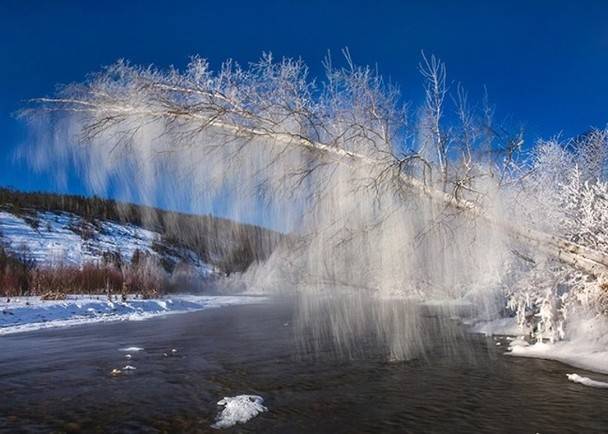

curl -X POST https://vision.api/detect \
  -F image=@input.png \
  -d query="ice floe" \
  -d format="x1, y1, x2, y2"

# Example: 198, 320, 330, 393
211, 395, 268, 429
566, 373, 608, 388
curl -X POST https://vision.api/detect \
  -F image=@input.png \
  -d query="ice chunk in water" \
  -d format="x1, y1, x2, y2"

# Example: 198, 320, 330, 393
211, 395, 268, 429
567, 373, 608, 388
119, 346, 143, 352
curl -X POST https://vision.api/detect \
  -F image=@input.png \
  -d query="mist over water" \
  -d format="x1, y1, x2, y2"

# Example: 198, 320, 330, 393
21, 54, 608, 361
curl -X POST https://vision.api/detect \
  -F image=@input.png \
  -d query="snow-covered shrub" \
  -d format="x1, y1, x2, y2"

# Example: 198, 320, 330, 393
505, 261, 566, 342
560, 168, 608, 252
124, 249, 168, 296
0, 247, 35, 296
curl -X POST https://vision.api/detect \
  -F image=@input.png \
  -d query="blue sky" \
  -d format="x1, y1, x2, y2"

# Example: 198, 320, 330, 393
1, 0, 607, 204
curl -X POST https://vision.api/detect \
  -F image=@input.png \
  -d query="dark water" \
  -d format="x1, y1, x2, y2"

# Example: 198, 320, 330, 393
1, 300, 608, 433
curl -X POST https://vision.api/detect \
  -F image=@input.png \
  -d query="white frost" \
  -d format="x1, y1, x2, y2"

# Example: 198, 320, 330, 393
211, 395, 268, 429
566, 373, 608, 388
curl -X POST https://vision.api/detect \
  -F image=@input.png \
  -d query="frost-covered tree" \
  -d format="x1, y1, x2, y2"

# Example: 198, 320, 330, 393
22, 52, 608, 356
503, 134, 608, 342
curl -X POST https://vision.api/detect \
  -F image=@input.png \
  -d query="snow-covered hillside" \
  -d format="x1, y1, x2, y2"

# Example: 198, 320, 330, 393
0, 209, 215, 276
0, 209, 277, 335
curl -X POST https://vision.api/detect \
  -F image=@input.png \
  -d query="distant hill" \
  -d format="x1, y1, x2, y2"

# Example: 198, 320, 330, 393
0, 187, 283, 272
0, 188, 284, 296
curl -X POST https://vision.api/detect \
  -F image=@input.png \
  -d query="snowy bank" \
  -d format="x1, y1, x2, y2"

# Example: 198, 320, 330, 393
469, 317, 528, 336
507, 315, 608, 375
509, 341, 608, 375
509, 337, 608, 375
469, 314, 608, 375
0, 294, 266, 335
211, 395, 268, 429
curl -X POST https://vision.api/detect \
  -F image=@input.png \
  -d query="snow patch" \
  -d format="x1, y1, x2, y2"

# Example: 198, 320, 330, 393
470, 317, 528, 336
211, 395, 268, 429
509, 337, 529, 348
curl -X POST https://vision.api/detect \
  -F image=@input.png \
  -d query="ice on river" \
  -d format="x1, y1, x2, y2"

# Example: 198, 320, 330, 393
566, 373, 608, 388
119, 346, 144, 352
211, 395, 268, 429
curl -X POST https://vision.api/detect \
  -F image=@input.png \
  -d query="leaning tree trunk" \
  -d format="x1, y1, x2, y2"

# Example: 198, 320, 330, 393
194, 118, 608, 278
30, 93, 608, 280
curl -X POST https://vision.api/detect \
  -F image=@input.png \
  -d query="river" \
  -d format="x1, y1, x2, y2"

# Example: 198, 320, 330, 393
1, 300, 607, 433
